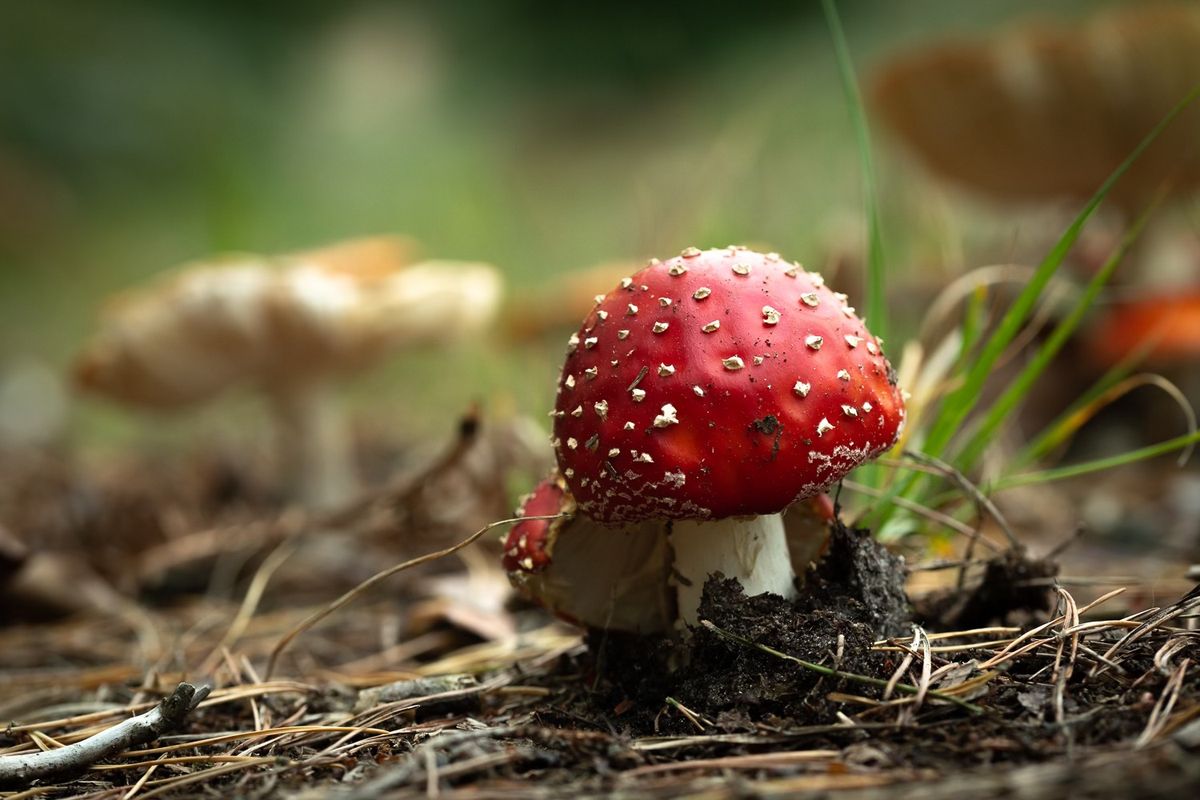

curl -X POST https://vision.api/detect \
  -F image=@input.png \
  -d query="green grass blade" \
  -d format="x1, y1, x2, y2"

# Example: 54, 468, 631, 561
956, 283, 987, 370
920, 86, 1199, 465
988, 430, 1200, 493
1015, 350, 1145, 469
822, 0, 886, 341
951, 203, 1156, 473
868, 84, 1199, 531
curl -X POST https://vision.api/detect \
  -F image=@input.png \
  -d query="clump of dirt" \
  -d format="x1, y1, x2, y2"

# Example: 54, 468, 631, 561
674, 578, 889, 721
587, 522, 909, 733
915, 547, 1059, 630
796, 520, 911, 637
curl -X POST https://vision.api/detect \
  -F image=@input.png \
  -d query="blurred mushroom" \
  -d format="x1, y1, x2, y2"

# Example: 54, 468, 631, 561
1087, 291, 1200, 368
871, 2, 1200, 215
74, 236, 503, 509
0, 358, 68, 449
503, 260, 640, 342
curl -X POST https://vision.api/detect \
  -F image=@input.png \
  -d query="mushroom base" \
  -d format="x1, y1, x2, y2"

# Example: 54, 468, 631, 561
267, 380, 357, 510
670, 513, 797, 629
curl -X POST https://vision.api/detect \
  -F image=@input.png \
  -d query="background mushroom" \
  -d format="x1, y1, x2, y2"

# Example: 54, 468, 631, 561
870, 2, 1200, 215
506, 247, 904, 630
74, 236, 503, 509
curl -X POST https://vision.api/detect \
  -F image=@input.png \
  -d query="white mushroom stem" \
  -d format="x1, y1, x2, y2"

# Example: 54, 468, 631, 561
670, 513, 797, 628
266, 380, 357, 510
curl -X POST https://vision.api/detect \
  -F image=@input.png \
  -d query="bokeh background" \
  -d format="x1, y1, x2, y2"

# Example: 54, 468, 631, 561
0, 0, 1181, 459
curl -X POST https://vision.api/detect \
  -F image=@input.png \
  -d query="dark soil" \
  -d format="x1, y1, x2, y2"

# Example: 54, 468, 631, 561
796, 520, 912, 637
584, 522, 908, 734
4, 444, 1199, 798
915, 547, 1059, 629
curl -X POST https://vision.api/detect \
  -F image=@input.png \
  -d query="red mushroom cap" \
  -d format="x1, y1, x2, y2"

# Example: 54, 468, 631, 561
551, 246, 905, 524
502, 473, 572, 574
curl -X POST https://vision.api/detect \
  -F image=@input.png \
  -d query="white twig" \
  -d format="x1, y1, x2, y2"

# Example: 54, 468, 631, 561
0, 683, 210, 788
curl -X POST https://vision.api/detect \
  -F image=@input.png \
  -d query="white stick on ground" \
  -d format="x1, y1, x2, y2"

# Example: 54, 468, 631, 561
0, 682, 210, 788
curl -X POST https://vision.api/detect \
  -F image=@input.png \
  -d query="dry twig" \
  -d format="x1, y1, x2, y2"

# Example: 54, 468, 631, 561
0, 683, 210, 788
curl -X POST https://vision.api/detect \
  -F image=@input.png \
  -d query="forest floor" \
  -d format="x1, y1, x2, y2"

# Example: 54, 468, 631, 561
1, 418, 1198, 799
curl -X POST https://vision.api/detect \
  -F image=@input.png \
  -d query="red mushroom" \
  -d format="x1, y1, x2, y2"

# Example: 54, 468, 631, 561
507, 247, 905, 630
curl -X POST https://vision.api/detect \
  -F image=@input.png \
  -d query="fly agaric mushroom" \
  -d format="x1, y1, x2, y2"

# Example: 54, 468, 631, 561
74, 236, 502, 509
505, 247, 904, 630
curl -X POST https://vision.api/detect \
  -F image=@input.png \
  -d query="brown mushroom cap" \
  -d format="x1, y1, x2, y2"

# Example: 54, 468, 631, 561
74, 237, 503, 408
871, 3, 1200, 212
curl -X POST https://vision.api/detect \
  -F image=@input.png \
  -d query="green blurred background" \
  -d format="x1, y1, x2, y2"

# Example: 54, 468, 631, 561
0, 0, 1116, 452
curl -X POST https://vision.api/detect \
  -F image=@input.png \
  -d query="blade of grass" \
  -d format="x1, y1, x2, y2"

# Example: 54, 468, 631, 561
824, 0, 885, 492
1015, 349, 1145, 468
822, 0, 886, 340
988, 429, 1200, 493
955, 282, 987, 372
951, 200, 1158, 473
922, 87, 1198, 464
1020, 373, 1197, 469
871, 84, 1200, 530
